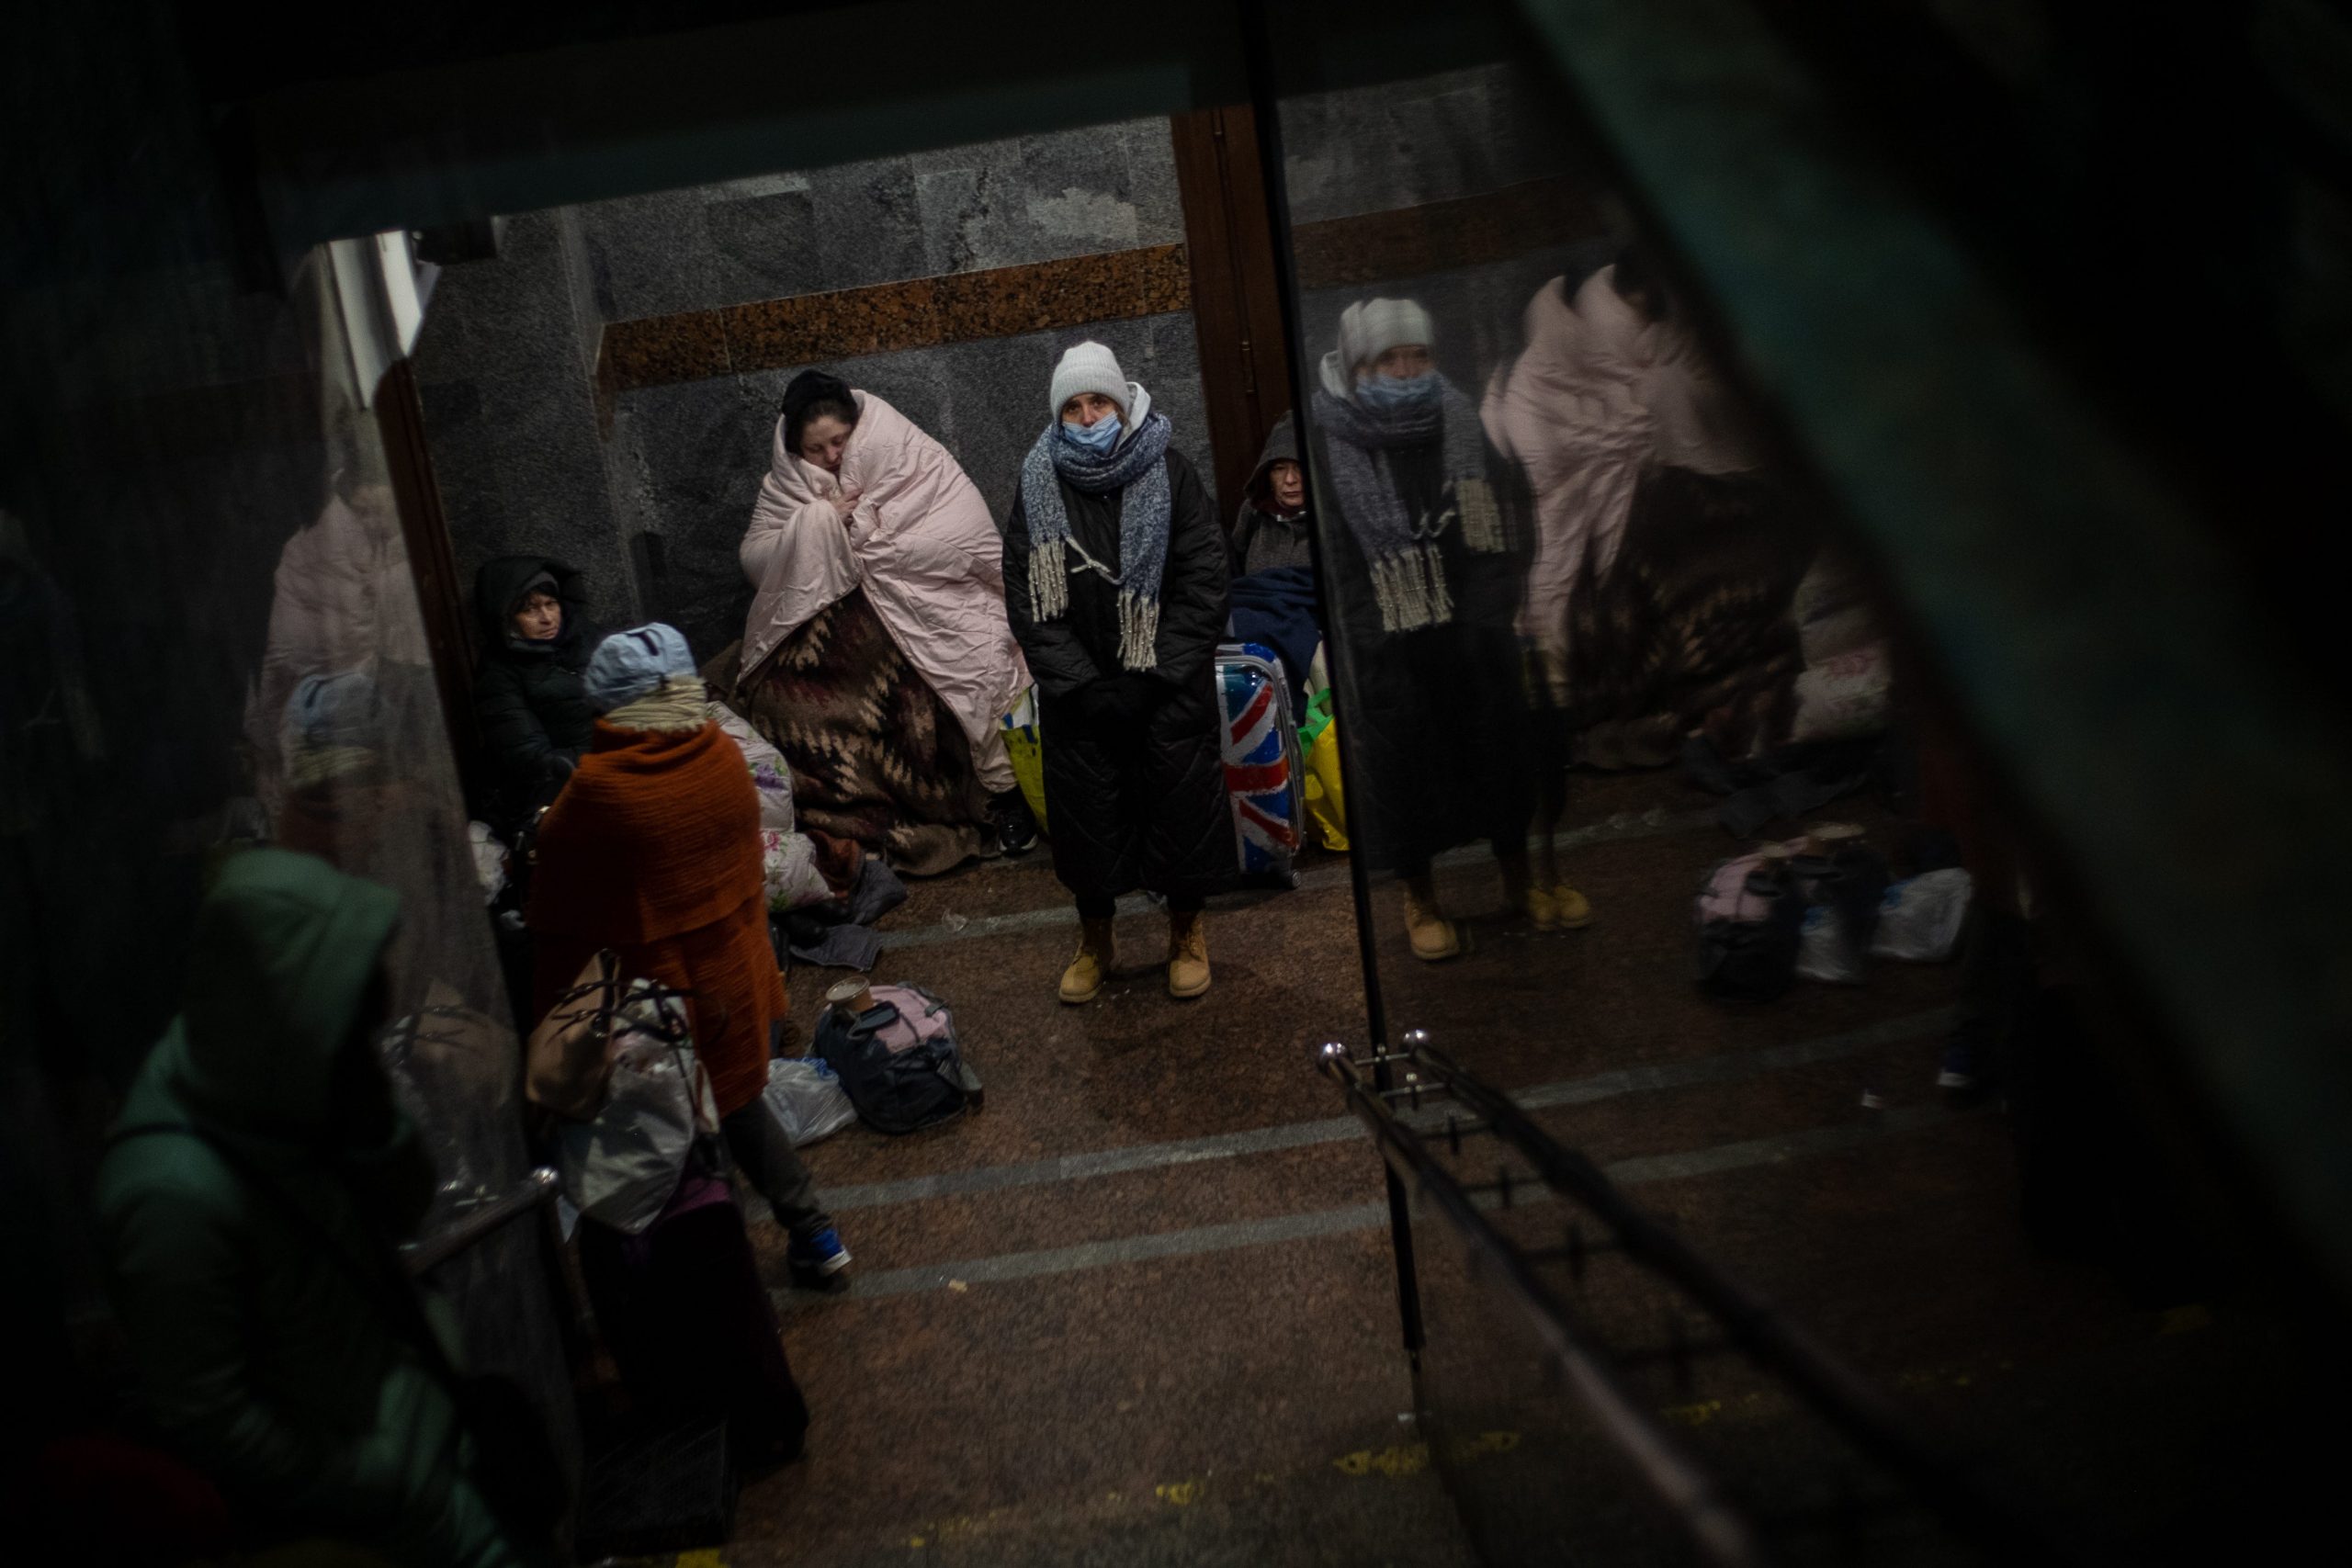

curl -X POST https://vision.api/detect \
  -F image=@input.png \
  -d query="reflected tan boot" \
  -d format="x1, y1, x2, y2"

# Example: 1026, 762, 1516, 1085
1526, 843, 1593, 931
1167, 908, 1211, 999
1403, 875, 1462, 962
1060, 916, 1116, 1004
1544, 883, 1594, 931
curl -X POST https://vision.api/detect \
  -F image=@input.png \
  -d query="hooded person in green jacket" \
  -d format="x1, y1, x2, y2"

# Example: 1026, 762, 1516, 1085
96, 848, 540, 1568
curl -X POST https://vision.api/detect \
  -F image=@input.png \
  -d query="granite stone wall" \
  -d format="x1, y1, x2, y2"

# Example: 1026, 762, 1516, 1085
416, 118, 1216, 663
1281, 62, 1605, 399
1280, 63, 1572, 227
609, 312, 1210, 660
413, 209, 641, 641
415, 73, 1600, 665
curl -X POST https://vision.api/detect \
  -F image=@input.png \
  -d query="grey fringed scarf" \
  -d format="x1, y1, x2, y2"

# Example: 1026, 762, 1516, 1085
1312, 378, 1506, 632
1018, 410, 1175, 671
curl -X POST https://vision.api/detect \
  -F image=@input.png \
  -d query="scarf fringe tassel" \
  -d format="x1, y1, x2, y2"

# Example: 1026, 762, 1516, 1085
1373, 543, 1456, 634
1118, 591, 1161, 671
1028, 546, 1069, 629
1028, 531, 1159, 670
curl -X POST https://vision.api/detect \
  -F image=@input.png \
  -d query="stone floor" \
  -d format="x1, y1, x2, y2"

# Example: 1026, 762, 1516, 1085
613, 766, 2341, 1565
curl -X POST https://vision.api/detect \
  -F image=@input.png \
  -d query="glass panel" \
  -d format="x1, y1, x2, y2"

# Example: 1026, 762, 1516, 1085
6, 219, 576, 1545
1255, 1, 2341, 1559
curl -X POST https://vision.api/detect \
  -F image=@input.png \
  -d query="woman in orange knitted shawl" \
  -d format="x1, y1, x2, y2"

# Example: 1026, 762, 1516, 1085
528, 624, 850, 1287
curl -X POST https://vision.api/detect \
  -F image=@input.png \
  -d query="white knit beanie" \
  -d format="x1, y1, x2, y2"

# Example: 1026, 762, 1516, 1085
1049, 340, 1132, 418
1339, 298, 1435, 375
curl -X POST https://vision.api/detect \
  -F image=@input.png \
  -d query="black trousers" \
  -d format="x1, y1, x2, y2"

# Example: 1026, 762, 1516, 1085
718, 1100, 832, 1241
1040, 677, 1228, 906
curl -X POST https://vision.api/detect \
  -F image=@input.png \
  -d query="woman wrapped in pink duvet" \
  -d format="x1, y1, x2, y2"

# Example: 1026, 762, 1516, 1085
727, 371, 1037, 875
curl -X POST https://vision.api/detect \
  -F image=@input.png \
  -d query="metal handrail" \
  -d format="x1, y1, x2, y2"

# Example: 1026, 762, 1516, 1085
1404, 1031, 2041, 1559
400, 1165, 560, 1277
1317, 1041, 1770, 1567
1333, 1030, 2056, 1562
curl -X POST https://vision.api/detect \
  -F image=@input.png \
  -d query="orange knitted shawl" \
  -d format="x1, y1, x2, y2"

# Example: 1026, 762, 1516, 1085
529, 718, 784, 1117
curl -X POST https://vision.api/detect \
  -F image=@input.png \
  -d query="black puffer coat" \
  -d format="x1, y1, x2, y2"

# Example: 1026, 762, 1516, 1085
1004, 445, 1231, 904
471, 555, 598, 834
1313, 424, 1533, 876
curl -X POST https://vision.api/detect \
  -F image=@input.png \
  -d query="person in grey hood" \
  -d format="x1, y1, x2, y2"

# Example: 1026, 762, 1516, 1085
470, 556, 598, 837
1228, 412, 1316, 579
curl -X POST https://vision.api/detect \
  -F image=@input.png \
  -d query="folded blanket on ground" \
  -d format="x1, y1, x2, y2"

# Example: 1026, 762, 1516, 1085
1228, 565, 1323, 709
778, 855, 909, 973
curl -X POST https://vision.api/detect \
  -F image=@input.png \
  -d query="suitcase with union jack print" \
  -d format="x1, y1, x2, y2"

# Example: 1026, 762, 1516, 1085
1215, 642, 1306, 889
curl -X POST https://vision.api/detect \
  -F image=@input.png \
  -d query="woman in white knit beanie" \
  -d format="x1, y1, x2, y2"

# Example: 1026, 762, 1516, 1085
1004, 339, 1232, 1005
1310, 296, 1570, 961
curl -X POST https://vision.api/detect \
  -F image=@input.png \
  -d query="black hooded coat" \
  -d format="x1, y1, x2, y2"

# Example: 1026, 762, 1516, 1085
1311, 415, 1534, 876
1003, 444, 1232, 905
1228, 414, 1316, 579
470, 556, 597, 833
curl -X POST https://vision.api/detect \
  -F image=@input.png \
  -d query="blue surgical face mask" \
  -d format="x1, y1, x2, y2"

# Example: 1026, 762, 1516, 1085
1355, 370, 1440, 414
1060, 413, 1123, 455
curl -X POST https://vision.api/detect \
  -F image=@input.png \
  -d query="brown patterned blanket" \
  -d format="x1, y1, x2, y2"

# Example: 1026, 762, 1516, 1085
707, 588, 986, 877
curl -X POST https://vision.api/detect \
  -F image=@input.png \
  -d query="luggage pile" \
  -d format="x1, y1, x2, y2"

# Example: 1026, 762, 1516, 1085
995, 637, 1345, 891
524, 953, 808, 1553
1695, 826, 1973, 1001
1216, 641, 1307, 888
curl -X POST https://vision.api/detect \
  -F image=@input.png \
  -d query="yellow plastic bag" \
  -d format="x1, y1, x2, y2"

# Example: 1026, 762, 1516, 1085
1303, 718, 1348, 852
1001, 687, 1048, 833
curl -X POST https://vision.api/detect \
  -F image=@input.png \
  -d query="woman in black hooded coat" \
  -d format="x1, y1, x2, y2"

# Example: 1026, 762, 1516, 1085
471, 555, 598, 836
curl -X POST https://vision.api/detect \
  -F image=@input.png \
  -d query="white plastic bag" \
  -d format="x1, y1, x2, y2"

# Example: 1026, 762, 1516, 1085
552, 984, 718, 1235
468, 821, 507, 905
710, 701, 796, 832
1789, 645, 1893, 743
764, 1055, 858, 1147
1796, 904, 1870, 985
554, 1038, 698, 1235
762, 828, 835, 913
1870, 869, 1973, 962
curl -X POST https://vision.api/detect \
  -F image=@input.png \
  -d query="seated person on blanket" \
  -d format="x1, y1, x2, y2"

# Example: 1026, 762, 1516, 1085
1226, 412, 1325, 706
96, 849, 548, 1568
526, 625, 851, 1290
1311, 297, 1577, 960
469, 556, 599, 840
1480, 250, 1804, 776
731, 370, 1038, 874
1004, 341, 1231, 1005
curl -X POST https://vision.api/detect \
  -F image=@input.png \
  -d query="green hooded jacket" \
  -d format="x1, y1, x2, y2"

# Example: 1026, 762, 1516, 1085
95, 848, 526, 1568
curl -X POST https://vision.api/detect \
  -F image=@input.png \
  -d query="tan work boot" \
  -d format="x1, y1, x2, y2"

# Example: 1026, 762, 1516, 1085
1167, 908, 1211, 998
1540, 884, 1594, 931
1059, 916, 1116, 1004
1403, 875, 1462, 962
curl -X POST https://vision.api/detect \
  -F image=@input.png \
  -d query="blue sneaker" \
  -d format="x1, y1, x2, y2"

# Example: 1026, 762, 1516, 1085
788, 1227, 852, 1289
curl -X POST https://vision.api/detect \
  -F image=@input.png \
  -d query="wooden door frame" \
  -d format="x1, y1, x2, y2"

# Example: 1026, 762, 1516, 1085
1170, 104, 1295, 525
378, 356, 481, 796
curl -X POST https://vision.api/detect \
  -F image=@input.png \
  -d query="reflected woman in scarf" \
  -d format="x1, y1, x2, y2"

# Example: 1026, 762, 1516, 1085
1311, 297, 1570, 961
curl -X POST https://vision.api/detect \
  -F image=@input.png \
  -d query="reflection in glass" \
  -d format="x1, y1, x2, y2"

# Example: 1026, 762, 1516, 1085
1308, 293, 1534, 960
